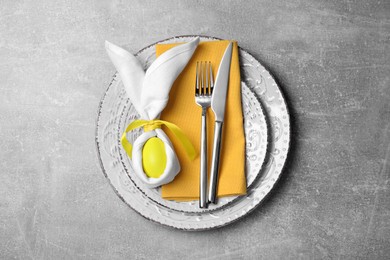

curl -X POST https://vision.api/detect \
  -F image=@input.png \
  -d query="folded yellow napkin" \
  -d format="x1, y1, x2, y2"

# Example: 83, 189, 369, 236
156, 40, 246, 201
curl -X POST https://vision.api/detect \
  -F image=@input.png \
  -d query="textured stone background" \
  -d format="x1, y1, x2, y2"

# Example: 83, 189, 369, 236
1, 0, 389, 259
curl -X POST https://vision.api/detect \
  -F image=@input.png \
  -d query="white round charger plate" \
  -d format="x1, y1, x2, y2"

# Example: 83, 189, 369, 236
96, 36, 290, 230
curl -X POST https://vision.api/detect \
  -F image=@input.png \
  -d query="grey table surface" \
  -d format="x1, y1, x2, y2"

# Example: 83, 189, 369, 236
1, 0, 389, 259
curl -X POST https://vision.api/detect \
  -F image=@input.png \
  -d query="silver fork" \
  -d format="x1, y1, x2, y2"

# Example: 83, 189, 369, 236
195, 61, 214, 208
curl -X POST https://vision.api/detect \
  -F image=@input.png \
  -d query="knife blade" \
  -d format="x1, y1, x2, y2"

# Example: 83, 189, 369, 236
208, 42, 233, 204
211, 42, 233, 122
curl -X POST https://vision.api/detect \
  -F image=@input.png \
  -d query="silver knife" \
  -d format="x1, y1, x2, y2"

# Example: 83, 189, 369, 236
208, 42, 233, 204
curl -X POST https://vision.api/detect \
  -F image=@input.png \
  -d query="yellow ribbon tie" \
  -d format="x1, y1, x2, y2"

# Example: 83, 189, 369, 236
120, 119, 197, 160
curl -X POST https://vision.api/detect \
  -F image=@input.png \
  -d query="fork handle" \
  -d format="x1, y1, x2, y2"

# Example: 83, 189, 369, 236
199, 107, 208, 208
208, 121, 223, 204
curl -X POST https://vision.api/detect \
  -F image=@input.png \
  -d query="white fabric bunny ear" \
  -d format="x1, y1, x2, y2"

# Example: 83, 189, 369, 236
105, 38, 199, 188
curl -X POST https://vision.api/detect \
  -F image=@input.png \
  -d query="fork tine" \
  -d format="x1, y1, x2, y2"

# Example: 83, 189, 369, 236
201, 62, 203, 95
199, 61, 202, 95
205, 62, 209, 95
207, 62, 210, 94
196, 61, 200, 95
204, 61, 209, 95
209, 62, 214, 93
195, 61, 198, 94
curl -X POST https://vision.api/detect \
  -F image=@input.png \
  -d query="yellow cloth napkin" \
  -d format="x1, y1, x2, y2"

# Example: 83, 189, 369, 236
156, 40, 246, 201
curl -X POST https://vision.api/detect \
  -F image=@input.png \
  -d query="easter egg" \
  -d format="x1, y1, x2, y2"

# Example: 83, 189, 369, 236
142, 137, 167, 178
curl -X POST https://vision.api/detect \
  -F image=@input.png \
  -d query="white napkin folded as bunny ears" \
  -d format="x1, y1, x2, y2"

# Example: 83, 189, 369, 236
105, 37, 200, 188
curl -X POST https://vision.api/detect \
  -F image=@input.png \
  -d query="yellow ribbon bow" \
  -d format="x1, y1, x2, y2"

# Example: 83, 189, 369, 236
121, 119, 197, 160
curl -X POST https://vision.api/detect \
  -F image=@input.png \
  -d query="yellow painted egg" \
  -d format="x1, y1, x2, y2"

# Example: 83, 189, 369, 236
142, 137, 167, 178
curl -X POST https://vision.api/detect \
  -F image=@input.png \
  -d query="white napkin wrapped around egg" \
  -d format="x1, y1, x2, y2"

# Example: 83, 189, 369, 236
105, 37, 199, 188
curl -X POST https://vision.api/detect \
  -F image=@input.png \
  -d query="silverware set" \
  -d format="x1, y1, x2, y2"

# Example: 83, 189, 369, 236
194, 42, 233, 208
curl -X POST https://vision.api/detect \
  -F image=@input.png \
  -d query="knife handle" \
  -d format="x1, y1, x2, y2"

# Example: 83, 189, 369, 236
199, 108, 208, 208
208, 121, 223, 204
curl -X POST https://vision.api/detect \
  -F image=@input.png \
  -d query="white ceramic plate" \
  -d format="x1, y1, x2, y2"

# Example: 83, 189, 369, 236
96, 36, 290, 230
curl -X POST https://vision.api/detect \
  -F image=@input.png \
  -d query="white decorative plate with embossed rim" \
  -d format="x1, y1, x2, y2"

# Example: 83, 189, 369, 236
96, 36, 290, 230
